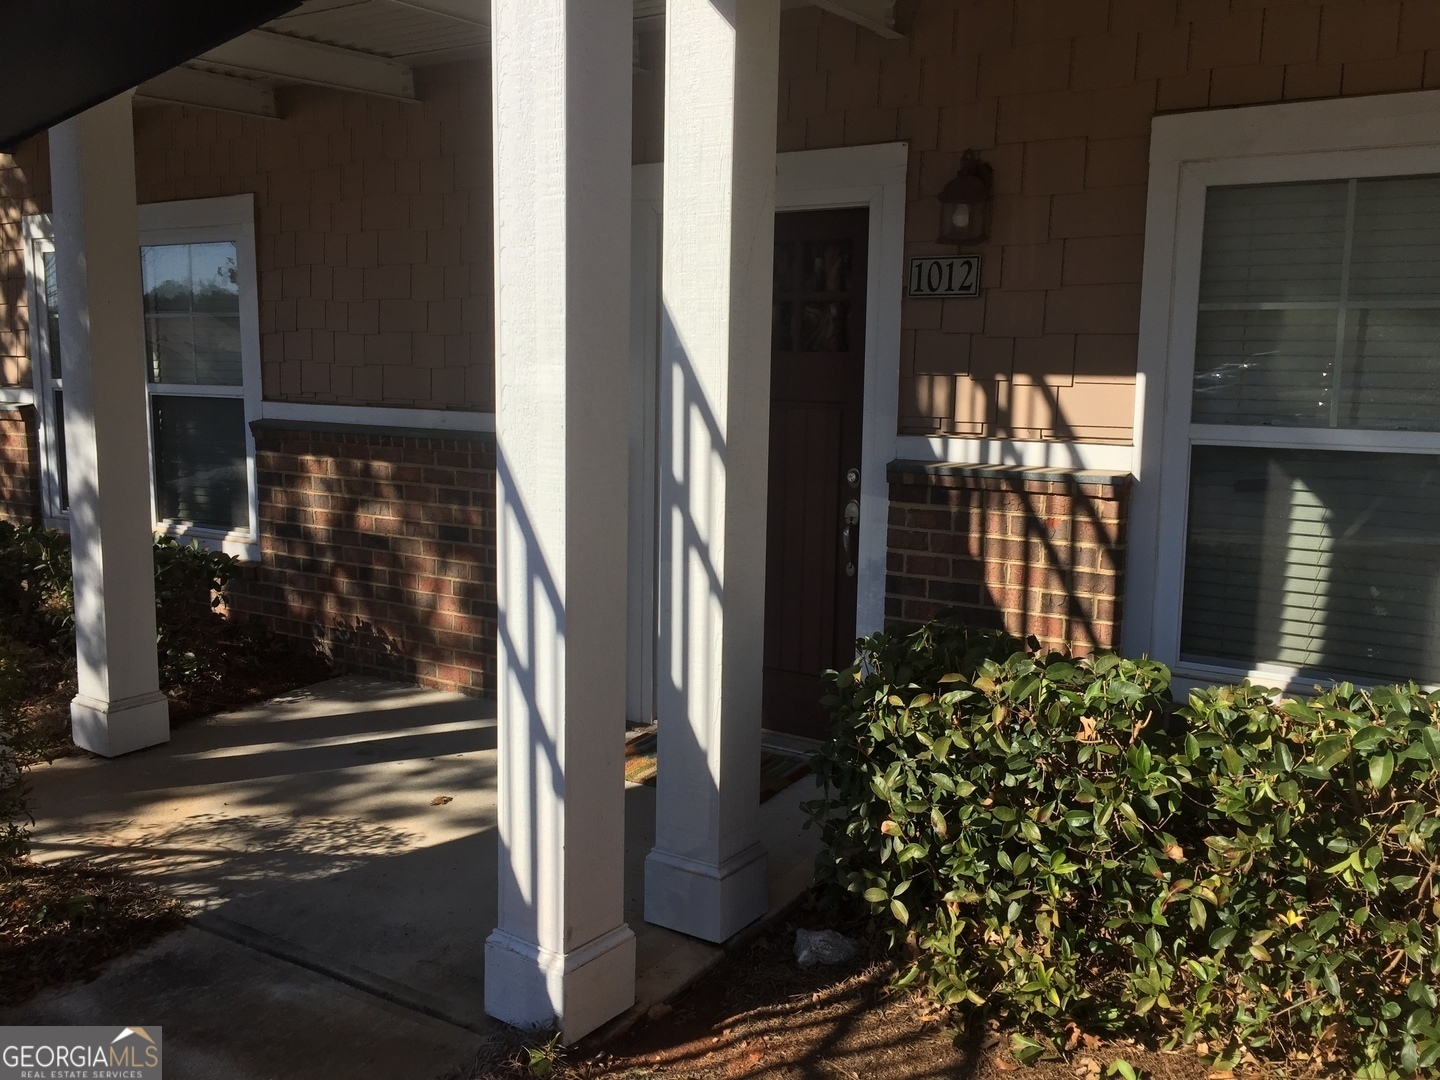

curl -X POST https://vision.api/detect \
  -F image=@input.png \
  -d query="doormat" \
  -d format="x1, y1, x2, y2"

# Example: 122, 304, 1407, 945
623, 728, 811, 804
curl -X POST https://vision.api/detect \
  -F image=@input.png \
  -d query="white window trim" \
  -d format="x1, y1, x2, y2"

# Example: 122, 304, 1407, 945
22, 216, 64, 523
24, 194, 263, 561
1126, 89, 1440, 692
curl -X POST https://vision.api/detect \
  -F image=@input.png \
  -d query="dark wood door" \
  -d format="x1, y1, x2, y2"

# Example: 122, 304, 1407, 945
762, 208, 869, 740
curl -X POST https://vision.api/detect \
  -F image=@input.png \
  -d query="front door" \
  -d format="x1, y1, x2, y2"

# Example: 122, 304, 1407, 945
762, 208, 869, 739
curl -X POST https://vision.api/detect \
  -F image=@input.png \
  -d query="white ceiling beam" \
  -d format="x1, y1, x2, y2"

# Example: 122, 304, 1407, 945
199, 29, 415, 100
384, 0, 487, 28
135, 67, 279, 118
782, 0, 901, 39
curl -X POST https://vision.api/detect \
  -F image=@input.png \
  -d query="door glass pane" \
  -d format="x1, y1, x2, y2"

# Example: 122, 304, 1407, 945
799, 302, 850, 352
1199, 181, 1348, 304
1181, 445, 1440, 684
41, 251, 62, 379
802, 240, 853, 293
151, 395, 247, 530
142, 243, 242, 386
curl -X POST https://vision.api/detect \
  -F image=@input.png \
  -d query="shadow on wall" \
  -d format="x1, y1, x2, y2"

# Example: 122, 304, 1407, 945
228, 428, 497, 696
889, 378, 1129, 654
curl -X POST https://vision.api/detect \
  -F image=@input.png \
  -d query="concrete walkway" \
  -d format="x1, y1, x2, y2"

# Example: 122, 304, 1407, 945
0, 677, 821, 1079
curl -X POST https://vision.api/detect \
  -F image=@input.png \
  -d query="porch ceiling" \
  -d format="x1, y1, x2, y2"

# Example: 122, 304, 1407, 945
134, 0, 898, 118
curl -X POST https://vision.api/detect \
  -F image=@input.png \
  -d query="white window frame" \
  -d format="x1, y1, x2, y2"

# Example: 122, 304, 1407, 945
1125, 90, 1440, 693
21, 217, 65, 522
24, 194, 262, 560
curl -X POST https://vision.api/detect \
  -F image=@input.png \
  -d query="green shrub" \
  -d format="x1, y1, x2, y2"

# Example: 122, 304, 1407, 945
0, 640, 33, 869
0, 525, 241, 650
807, 616, 1440, 1077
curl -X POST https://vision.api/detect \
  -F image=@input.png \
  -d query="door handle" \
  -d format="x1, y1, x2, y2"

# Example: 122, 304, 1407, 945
841, 499, 860, 578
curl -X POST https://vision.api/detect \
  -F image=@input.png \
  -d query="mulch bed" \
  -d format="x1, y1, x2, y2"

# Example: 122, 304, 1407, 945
453, 902, 1301, 1080
12, 624, 333, 764
0, 861, 187, 1007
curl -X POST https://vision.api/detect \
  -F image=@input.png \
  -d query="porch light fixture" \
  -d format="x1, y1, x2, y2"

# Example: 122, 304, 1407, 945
937, 151, 993, 245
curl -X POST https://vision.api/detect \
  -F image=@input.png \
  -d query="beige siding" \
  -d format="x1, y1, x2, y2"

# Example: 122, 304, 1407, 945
777, 0, 1440, 443
0, 135, 48, 389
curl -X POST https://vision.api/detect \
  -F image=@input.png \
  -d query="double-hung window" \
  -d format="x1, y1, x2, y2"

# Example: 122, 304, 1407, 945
1131, 96, 1440, 691
24, 195, 261, 558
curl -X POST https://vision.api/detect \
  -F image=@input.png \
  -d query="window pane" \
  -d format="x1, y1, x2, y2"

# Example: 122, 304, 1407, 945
141, 246, 193, 313
1192, 308, 1336, 426
1349, 175, 1440, 300
151, 395, 248, 531
142, 242, 242, 386
52, 389, 68, 511
1199, 181, 1348, 304
1181, 446, 1440, 684
1339, 308, 1440, 430
42, 251, 62, 380
188, 242, 241, 313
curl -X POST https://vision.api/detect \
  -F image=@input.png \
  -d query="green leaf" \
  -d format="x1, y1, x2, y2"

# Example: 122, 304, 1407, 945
862, 887, 888, 904
1315, 735, 1350, 769
1009, 1034, 1048, 1066
1106, 1062, 1140, 1080
890, 898, 909, 925
1369, 750, 1395, 789
1352, 724, 1388, 750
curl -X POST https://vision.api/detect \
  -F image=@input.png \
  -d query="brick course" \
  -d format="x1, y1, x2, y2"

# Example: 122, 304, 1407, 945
230, 424, 497, 694
0, 405, 40, 524
886, 462, 1127, 652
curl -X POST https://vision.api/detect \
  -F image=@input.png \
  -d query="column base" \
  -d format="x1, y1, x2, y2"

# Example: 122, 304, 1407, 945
644, 842, 767, 943
71, 690, 170, 757
484, 923, 636, 1043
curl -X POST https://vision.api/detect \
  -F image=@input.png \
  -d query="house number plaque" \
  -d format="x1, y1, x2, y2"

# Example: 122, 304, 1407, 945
907, 255, 981, 298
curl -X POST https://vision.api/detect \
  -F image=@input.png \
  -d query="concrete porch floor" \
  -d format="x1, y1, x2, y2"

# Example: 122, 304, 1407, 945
0, 676, 822, 1079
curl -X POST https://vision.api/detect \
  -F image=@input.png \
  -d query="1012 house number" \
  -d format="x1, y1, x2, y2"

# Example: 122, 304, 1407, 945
908, 255, 981, 298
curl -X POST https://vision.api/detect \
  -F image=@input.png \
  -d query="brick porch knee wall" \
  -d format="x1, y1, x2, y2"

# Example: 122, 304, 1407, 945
886, 461, 1128, 653
0, 406, 41, 525
231, 422, 497, 694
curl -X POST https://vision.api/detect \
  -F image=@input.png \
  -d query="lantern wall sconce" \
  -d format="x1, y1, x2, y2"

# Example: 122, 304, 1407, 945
937, 151, 993, 245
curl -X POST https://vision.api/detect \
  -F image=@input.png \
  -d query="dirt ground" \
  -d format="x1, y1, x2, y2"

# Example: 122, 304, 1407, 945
0, 861, 186, 1007
454, 907, 1247, 1080
12, 628, 332, 763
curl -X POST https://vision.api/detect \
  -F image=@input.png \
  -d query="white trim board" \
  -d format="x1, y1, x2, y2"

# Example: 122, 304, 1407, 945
258, 401, 496, 433
0, 389, 35, 407
1125, 88, 1440, 672
776, 142, 908, 640
895, 435, 1133, 474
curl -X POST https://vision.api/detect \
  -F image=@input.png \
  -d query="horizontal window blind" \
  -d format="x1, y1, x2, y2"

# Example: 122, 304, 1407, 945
1195, 176, 1440, 432
151, 396, 247, 531
1181, 446, 1440, 684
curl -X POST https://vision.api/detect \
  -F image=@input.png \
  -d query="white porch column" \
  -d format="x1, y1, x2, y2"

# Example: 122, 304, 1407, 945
49, 93, 170, 758
483, 0, 635, 1042
645, 0, 781, 943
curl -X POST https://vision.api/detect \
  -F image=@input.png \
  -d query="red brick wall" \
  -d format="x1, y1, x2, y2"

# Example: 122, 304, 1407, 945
230, 424, 496, 694
886, 462, 1126, 651
0, 406, 40, 524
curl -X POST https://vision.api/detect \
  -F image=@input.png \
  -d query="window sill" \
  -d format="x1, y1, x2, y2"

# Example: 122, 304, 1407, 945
39, 517, 261, 565
158, 524, 261, 564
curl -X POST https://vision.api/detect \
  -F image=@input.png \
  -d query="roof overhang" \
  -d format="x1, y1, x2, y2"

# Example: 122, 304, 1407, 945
0, 0, 300, 150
